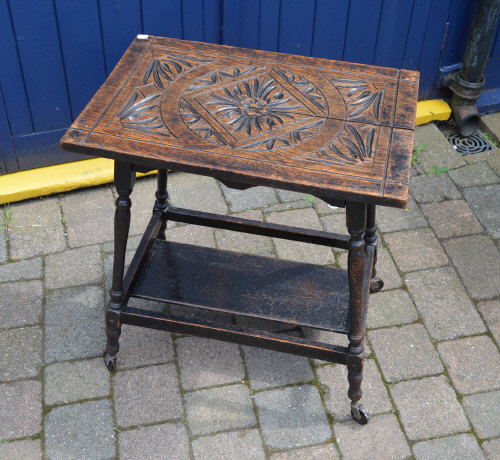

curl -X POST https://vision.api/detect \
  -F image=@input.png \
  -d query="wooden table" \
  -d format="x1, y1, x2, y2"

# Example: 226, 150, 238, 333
61, 35, 418, 425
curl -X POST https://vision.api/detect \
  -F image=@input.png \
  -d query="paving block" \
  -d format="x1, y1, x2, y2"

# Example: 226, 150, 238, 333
405, 267, 486, 340
113, 363, 182, 427
169, 173, 228, 214
0, 380, 42, 439
375, 246, 403, 289
367, 289, 419, 329
463, 184, 500, 238
61, 186, 115, 247
269, 444, 339, 460
45, 245, 103, 289
0, 439, 42, 460
0, 326, 42, 381
215, 210, 274, 257
462, 148, 500, 171
448, 162, 498, 188
335, 413, 410, 460
369, 324, 443, 382
0, 280, 42, 329
444, 235, 500, 299
377, 195, 427, 233
192, 429, 265, 460
391, 375, 470, 441
0, 227, 6, 264
314, 199, 345, 216
7, 197, 66, 260
254, 385, 331, 450
421, 199, 483, 238
44, 286, 106, 363
463, 390, 500, 439
177, 336, 245, 390
119, 423, 189, 460
410, 173, 462, 203
438, 336, 500, 394
384, 228, 448, 272
128, 176, 157, 236
0, 257, 42, 283
264, 200, 312, 213
320, 212, 346, 237
413, 123, 466, 171
242, 344, 314, 390
316, 359, 392, 422
44, 399, 115, 460
185, 384, 256, 436
483, 438, 500, 459
165, 223, 217, 247
44, 358, 110, 405
477, 300, 500, 345
412, 433, 485, 460
339, 245, 403, 289
116, 324, 174, 369
277, 189, 312, 203
266, 208, 334, 264
221, 184, 279, 212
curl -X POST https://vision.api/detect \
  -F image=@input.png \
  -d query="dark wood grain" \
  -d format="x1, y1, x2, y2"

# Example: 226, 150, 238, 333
129, 239, 351, 333
121, 306, 349, 364
61, 35, 418, 208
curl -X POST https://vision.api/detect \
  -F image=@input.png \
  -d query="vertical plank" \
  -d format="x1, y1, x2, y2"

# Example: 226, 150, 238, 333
142, 0, 182, 38
8, 0, 72, 132
222, 0, 240, 45
239, 0, 261, 49
374, 0, 414, 68
0, 88, 19, 174
278, 0, 316, 56
343, 0, 383, 64
0, 1, 32, 136
311, 0, 349, 60
489, 21, 500, 58
418, 0, 452, 98
54, 0, 107, 120
259, 0, 280, 52
437, 0, 474, 66
182, 0, 204, 42
403, 0, 432, 70
98, 0, 142, 74
204, 0, 222, 44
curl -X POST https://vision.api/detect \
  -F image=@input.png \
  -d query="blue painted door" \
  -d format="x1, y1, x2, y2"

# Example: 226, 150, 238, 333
0, 0, 493, 174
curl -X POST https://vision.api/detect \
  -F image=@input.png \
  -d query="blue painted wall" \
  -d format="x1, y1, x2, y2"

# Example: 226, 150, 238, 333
0, 0, 497, 174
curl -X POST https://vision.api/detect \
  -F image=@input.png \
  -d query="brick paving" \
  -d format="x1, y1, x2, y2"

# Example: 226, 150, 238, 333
0, 121, 499, 458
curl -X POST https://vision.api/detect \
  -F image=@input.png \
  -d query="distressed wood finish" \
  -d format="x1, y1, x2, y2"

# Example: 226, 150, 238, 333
62, 36, 418, 425
61, 36, 418, 208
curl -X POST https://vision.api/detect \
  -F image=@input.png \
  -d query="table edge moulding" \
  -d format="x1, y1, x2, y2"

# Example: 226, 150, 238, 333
61, 35, 419, 425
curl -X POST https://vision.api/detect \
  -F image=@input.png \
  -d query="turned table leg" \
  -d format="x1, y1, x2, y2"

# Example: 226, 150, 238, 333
104, 162, 135, 370
365, 204, 384, 293
154, 169, 169, 240
346, 201, 370, 424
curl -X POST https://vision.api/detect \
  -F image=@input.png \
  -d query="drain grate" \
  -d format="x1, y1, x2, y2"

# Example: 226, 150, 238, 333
437, 120, 496, 155
444, 131, 495, 155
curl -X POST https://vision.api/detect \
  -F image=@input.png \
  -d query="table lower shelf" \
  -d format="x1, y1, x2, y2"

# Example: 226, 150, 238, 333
127, 239, 351, 334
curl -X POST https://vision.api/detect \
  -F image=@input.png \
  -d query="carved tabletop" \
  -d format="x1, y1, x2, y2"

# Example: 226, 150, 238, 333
61, 36, 419, 208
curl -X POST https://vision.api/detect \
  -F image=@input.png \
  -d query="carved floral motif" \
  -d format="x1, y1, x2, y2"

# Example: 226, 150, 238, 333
117, 84, 173, 137
297, 124, 376, 166
328, 76, 383, 121
181, 71, 328, 149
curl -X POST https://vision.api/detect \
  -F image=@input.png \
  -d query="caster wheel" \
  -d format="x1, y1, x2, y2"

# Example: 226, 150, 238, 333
351, 404, 370, 425
103, 352, 117, 371
370, 277, 384, 293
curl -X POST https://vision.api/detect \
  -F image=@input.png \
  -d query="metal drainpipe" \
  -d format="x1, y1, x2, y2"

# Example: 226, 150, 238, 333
442, 0, 500, 136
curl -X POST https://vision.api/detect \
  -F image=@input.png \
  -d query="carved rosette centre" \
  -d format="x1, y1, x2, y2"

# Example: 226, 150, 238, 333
178, 67, 329, 151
